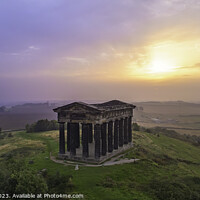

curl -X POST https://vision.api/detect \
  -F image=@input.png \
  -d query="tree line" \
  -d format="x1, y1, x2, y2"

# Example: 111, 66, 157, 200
26, 119, 58, 133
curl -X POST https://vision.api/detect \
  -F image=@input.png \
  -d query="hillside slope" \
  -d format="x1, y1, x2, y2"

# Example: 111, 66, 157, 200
0, 130, 200, 199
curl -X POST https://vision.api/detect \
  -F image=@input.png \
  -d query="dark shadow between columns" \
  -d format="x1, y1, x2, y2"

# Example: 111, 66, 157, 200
67, 123, 70, 152
119, 118, 124, 147
82, 123, 89, 158
69, 123, 77, 157
128, 116, 132, 143
114, 119, 119, 149
94, 124, 101, 159
101, 122, 107, 156
108, 121, 113, 152
88, 123, 93, 143
75, 123, 80, 148
124, 117, 128, 144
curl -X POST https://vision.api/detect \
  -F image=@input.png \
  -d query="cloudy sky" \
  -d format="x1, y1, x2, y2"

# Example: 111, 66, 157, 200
0, 0, 200, 103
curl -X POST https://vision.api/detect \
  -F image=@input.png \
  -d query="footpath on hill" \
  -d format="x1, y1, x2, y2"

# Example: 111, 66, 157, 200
50, 152, 139, 167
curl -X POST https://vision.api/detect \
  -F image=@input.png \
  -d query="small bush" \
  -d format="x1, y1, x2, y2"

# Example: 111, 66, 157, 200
46, 171, 74, 193
8, 133, 13, 137
146, 129, 152, 133
132, 123, 140, 131
101, 177, 117, 188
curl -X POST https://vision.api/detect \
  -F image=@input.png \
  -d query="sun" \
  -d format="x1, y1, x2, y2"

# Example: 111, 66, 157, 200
147, 59, 179, 74
127, 40, 200, 80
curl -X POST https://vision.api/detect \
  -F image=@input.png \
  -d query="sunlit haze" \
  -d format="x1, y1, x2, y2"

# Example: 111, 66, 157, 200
1, 0, 200, 103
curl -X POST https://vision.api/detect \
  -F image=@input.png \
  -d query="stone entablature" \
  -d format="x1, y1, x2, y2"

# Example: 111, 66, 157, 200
53, 100, 136, 163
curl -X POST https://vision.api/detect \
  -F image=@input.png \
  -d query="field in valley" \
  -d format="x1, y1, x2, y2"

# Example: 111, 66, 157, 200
0, 103, 56, 130
134, 101, 200, 136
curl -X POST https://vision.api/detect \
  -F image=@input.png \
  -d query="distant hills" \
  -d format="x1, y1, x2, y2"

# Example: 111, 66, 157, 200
0, 100, 200, 131
0, 103, 57, 130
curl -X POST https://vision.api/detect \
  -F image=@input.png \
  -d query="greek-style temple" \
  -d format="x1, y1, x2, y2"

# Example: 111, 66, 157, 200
53, 100, 136, 163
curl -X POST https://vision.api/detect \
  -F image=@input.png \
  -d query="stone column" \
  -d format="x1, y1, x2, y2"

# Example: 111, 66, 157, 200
108, 121, 113, 152
59, 122, 65, 154
114, 119, 119, 149
128, 116, 132, 143
101, 122, 107, 156
69, 123, 76, 157
75, 123, 80, 148
94, 124, 101, 159
119, 118, 124, 147
67, 123, 70, 152
82, 123, 89, 158
124, 117, 128, 144
88, 123, 93, 143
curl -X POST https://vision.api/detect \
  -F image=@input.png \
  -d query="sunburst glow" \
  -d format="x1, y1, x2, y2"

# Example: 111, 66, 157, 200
127, 40, 200, 80
147, 59, 180, 74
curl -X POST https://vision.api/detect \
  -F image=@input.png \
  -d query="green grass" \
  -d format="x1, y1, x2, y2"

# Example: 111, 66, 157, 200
0, 130, 200, 199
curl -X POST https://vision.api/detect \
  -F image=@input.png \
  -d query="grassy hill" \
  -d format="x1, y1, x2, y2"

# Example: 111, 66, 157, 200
0, 129, 200, 200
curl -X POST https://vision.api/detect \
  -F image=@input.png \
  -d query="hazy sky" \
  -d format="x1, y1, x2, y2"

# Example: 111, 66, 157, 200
1, 0, 200, 103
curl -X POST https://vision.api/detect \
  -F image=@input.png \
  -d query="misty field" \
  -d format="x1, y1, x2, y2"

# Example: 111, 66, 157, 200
134, 101, 200, 136
0, 103, 56, 130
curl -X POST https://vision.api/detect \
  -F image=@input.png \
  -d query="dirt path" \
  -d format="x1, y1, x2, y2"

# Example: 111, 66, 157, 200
50, 153, 139, 167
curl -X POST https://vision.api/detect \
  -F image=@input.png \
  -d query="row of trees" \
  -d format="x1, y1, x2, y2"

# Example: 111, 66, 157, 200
26, 119, 58, 133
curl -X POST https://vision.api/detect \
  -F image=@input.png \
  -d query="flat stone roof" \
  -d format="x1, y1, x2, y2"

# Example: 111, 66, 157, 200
53, 100, 136, 113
